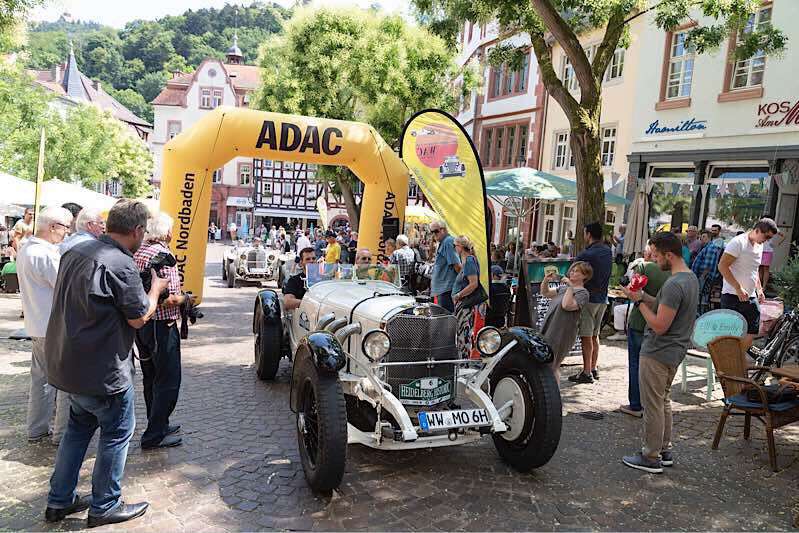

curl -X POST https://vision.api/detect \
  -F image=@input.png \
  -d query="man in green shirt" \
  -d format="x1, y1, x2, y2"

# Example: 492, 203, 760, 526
619, 243, 670, 418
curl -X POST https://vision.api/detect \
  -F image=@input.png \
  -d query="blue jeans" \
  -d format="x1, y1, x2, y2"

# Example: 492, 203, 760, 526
136, 321, 182, 446
48, 385, 135, 517
627, 329, 644, 411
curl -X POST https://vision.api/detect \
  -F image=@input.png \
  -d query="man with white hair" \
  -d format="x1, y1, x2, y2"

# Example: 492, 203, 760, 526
132, 212, 193, 450
389, 234, 416, 290
59, 206, 106, 254
16, 206, 73, 444
429, 220, 461, 312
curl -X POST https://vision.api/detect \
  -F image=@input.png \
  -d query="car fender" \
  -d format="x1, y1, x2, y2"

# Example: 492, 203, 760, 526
253, 289, 281, 334
290, 332, 347, 411
501, 327, 554, 364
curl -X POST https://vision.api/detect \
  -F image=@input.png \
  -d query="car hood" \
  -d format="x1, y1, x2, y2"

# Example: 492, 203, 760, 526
307, 280, 415, 323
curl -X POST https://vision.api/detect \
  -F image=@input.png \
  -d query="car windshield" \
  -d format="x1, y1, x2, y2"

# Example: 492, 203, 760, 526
305, 263, 401, 288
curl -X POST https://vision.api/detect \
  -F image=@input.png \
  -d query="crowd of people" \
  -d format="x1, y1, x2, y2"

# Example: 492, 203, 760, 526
13, 200, 197, 527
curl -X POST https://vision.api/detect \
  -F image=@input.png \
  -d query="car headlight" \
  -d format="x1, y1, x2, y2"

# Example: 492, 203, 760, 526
476, 327, 502, 356
361, 330, 390, 362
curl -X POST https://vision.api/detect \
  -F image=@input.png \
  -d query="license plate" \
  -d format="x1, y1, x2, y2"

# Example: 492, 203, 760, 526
418, 409, 490, 432
250, 268, 267, 274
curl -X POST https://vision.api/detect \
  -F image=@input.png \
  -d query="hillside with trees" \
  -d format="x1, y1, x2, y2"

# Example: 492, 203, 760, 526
22, 3, 291, 122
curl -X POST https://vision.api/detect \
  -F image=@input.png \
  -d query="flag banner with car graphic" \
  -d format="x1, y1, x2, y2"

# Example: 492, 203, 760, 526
400, 109, 491, 292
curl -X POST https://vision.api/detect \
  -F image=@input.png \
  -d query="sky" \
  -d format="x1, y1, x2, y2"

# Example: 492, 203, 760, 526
32, 0, 410, 28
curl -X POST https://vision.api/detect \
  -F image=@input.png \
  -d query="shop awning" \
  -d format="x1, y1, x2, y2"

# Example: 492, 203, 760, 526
484, 167, 629, 205
226, 196, 254, 208
254, 207, 318, 219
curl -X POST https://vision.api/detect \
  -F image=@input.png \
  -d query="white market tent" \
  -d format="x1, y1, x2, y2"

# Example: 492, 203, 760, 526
3, 171, 117, 210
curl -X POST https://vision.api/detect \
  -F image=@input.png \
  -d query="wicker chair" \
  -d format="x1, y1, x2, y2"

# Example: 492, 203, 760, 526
708, 336, 799, 471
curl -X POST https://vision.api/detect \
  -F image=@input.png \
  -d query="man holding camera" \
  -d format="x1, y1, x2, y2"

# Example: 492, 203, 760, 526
133, 212, 194, 450
45, 200, 168, 526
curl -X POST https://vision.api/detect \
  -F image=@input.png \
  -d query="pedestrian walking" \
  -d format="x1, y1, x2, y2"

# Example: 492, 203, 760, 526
452, 235, 484, 359
717, 218, 778, 349
44, 200, 168, 527
133, 213, 194, 450
227, 221, 237, 242
208, 222, 217, 243
429, 220, 461, 312
539, 261, 592, 383
16, 206, 73, 445
619, 243, 670, 418
296, 229, 312, 253
569, 222, 612, 384
621, 231, 698, 474
347, 231, 358, 263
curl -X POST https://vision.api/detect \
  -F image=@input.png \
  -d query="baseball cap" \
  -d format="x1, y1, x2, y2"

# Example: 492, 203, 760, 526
491, 265, 504, 277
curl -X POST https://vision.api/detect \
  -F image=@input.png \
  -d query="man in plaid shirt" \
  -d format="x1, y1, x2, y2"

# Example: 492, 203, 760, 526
133, 213, 194, 449
691, 237, 724, 313
390, 234, 416, 290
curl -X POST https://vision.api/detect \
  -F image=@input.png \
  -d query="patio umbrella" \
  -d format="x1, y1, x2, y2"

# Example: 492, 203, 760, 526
404, 204, 438, 224
625, 177, 653, 257
0, 171, 35, 205
39, 179, 117, 210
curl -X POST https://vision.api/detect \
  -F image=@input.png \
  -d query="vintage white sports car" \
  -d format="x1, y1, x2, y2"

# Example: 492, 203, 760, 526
222, 239, 294, 288
252, 264, 562, 492
439, 155, 466, 178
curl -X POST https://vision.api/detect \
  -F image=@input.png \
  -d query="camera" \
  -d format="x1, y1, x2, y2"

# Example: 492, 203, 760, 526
140, 251, 177, 302
619, 275, 630, 287
179, 291, 203, 339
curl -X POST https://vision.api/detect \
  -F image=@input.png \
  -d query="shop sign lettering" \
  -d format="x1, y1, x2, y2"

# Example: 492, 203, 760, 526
755, 100, 799, 128
645, 118, 707, 136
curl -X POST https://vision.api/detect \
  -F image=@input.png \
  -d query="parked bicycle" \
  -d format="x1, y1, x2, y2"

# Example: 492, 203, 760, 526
749, 307, 799, 382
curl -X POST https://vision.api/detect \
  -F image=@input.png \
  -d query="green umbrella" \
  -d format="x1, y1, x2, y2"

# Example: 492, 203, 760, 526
485, 167, 628, 205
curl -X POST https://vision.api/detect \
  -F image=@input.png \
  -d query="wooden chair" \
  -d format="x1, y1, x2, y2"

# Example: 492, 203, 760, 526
708, 336, 799, 471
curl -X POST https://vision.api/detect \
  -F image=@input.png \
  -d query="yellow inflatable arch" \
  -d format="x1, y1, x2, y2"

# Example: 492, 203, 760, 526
160, 107, 409, 302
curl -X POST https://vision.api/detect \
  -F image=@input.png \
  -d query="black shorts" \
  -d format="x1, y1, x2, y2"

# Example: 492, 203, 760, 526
720, 293, 761, 335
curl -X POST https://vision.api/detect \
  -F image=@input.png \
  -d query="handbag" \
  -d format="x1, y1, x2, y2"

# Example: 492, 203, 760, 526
745, 384, 797, 404
460, 283, 488, 308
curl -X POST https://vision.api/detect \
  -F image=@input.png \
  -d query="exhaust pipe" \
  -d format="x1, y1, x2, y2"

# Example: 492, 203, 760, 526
325, 317, 348, 334
335, 322, 362, 343
316, 313, 336, 331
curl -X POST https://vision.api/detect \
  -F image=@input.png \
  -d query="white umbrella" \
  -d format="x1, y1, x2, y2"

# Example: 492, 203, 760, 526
0, 171, 35, 205
39, 179, 117, 210
625, 177, 653, 257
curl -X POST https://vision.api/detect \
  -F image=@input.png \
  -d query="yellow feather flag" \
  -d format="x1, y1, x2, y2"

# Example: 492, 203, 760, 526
400, 110, 490, 292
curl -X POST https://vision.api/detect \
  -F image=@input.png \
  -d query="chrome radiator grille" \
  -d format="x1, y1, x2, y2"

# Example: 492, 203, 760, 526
246, 249, 267, 270
384, 313, 459, 407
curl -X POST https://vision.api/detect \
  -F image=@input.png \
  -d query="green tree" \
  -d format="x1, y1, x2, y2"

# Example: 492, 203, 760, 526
120, 21, 175, 72
105, 86, 152, 123
135, 70, 168, 104
253, 8, 458, 228
413, 0, 788, 248
0, 0, 42, 43
81, 30, 125, 84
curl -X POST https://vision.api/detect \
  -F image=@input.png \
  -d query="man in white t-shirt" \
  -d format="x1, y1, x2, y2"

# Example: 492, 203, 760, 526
718, 218, 778, 348
17, 207, 73, 444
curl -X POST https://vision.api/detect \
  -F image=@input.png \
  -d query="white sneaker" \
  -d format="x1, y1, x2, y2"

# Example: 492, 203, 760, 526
607, 332, 627, 341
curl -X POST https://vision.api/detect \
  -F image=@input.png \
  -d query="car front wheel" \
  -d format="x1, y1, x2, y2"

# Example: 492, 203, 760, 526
295, 357, 347, 493
489, 349, 562, 471
222, 260, 227, 281
254, 310, 282, 380
227, 263, 236, 288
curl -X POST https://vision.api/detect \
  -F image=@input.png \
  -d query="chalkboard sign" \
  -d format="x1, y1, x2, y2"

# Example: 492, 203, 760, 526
691, 309, 747, 351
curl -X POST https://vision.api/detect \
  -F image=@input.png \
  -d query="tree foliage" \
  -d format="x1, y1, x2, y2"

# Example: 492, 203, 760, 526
412, 0, 788, 248
253, 8, 459, 229
22, 3, 291, 119
0, 66, 152, 196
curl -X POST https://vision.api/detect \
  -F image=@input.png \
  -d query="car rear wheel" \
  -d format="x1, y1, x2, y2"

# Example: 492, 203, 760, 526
221, 260, 227, 281
490, 349, 561, 472
254, 310, 282, 380
296, 358, 347, 493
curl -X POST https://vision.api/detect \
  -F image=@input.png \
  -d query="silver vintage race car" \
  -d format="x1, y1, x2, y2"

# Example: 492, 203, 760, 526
222, 238, 294, 288
252, 264, 562, 492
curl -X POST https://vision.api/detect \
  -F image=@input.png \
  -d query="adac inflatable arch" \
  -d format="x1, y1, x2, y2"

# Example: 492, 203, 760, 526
160, 107, 409, 302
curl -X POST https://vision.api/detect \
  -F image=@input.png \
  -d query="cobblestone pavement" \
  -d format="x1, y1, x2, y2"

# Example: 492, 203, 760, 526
1, 243, 798, 531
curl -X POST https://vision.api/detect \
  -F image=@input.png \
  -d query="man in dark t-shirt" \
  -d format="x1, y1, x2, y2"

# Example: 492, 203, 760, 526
284, 247, 316, 310
45, 200, 168, 527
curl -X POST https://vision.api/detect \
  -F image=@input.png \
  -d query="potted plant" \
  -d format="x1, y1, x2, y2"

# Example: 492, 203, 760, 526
772, 255, 799, 312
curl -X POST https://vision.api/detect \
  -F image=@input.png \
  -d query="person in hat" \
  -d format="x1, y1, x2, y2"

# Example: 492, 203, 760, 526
323, 230, 341, 264
485, 265, 511, 328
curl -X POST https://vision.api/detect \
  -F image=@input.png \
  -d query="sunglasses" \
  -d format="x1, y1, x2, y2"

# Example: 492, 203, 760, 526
431, 229, 441, 234
54, 223, 70, 230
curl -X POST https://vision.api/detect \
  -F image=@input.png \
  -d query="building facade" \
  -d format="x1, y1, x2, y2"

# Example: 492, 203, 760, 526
628, 0, 799, 271
454, 21, 545, 247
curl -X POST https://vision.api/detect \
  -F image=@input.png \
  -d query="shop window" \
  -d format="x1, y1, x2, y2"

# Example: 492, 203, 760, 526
666, 31, 695, 99
239, 163, 251, 185
601, 126, 617, 167
212, 168, 222, 183
604, 48, 625, 82
730, 7, 771, 90
553, 132, 571, 170
705, 169, 770, 233
200, 88, 212, 109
